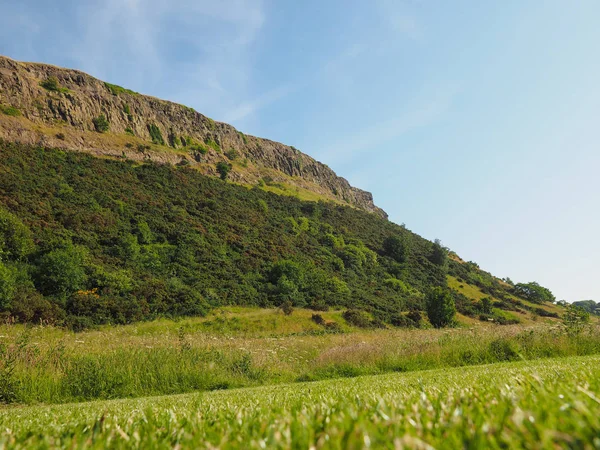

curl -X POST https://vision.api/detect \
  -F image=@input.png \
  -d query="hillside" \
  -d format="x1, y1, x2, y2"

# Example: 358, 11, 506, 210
0, 140, 559, 328
0, 55, 385, 217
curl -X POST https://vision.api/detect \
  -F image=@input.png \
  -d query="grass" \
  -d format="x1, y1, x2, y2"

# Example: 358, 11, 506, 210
1, 308, 599, 405
0, 105, 21, 117
1, 355, 599, 448
104, 82, 138, 96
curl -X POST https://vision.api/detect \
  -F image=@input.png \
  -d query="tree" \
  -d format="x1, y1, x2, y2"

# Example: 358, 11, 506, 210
0, 208, 35, 261
36, 245, 88, 298
514, 282, 555, 304
383, 234, 410, 263
429, 239, 448, 267
563, 304, 590, 336
216, 162, 232, 180
426, 287, 456, 328
480, 296, 493, 314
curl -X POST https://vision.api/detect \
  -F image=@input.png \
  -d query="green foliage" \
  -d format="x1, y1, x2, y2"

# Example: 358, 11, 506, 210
206, 139, 221, 152
383, 234, 410, 263
238, 131, 248, 145
429, 239, 448, 267
426, 287, 456, 328
0, 141, 523, 328
572, 300, 600, 316
92, 115, 109, 133
35, 245, 88, 298
147, 124, 165, 145
104, 82, 137, 96
0, 262, 16, 310
225, 149, 238, 160
216, 161, 232, 180
124, 127, 134, 136
280, 300, 294, 315
39, 77, 69, 93
514, 282, 555, 304
563, 304, 590, 336
0, 105, 21, 116
0, 207, 35, 260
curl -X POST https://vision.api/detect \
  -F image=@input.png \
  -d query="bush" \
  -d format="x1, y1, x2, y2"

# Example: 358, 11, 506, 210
225, 149, 238, 160
125, 127, 134, 136
216, 162, 232, 180
147, 124, 165, 145
426, 287, 456, 328
311, 313, 325, 325
35, 245, 88, 298
342, 309, 373, 328
280, 300, 294, 316
40, 77, 69, 93
92, 115, 110, 133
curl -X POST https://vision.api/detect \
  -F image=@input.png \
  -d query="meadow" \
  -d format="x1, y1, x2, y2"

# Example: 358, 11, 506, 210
1, 355, 599, 448
1, 307, 598, 406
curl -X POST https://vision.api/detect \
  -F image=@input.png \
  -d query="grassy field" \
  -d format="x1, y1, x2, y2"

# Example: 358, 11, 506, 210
1, 308, 599, 405
1, 355, 599, 448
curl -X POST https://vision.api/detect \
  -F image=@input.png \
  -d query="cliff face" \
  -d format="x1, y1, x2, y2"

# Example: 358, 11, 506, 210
0, 55, 386, 218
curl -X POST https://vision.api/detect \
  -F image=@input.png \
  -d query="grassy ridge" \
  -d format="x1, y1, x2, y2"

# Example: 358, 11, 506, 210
1, 313, 599, 404
2, 355, 599, 448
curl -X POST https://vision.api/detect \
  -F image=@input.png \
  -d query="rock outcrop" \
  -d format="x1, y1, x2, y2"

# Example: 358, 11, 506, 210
0, 55, 386, 218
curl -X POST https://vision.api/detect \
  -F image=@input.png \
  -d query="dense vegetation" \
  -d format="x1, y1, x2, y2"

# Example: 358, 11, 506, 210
2, 355, 599, 448
0, 141, 548, 329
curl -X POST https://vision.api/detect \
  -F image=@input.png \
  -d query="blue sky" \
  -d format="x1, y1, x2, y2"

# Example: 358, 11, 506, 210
1, 0, 599, 301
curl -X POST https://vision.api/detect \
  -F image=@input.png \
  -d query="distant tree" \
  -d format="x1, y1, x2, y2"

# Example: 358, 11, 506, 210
480, 296, 493, 315
426, 287, 456, 328
572, 300, 600, 316
514, 282, 555, 304
383, 234, 410, 263
563, 304, 590, 336
429, 239, 448, 267
216, 162, 232, 180
35, 245, 88, 298
0, 208, 35, 260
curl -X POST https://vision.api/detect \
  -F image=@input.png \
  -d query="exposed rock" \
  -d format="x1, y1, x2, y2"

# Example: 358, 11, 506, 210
0, 55, 387, 218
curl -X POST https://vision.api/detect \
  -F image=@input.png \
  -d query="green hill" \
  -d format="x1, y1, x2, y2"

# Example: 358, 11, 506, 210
0, 140, 559, 329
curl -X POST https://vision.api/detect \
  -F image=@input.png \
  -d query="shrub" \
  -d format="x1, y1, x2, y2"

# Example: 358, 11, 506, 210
311, 313, 325, 325
563, 304, 590, 336
40, 76, 69, 93
0, 208, 35, 260
342, 309, 373, 328
216, 162, 232, 180
280, 300, 294, 316
147, 124, 165, 145
92, 115, 110, 133
426, 287, 456, 328
56, 132, 65, 140
35, 245, 88, 298
125, 127, 134, 136
225, 149, 238, 160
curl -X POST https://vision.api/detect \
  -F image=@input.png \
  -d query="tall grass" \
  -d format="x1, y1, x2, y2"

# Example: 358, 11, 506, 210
1, 318, 599, 405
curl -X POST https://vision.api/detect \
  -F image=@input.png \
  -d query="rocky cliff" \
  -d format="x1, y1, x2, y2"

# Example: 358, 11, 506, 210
0, 55, 386, 218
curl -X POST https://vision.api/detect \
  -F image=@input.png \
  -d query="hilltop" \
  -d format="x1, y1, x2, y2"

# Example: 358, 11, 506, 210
0, 55, 385, 217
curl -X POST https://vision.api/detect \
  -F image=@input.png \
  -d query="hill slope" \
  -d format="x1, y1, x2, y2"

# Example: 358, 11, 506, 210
0, 141, 557, 328
0, 55, 385, 217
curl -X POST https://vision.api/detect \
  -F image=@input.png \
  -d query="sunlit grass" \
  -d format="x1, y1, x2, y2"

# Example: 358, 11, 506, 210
1, 355, 599, 449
